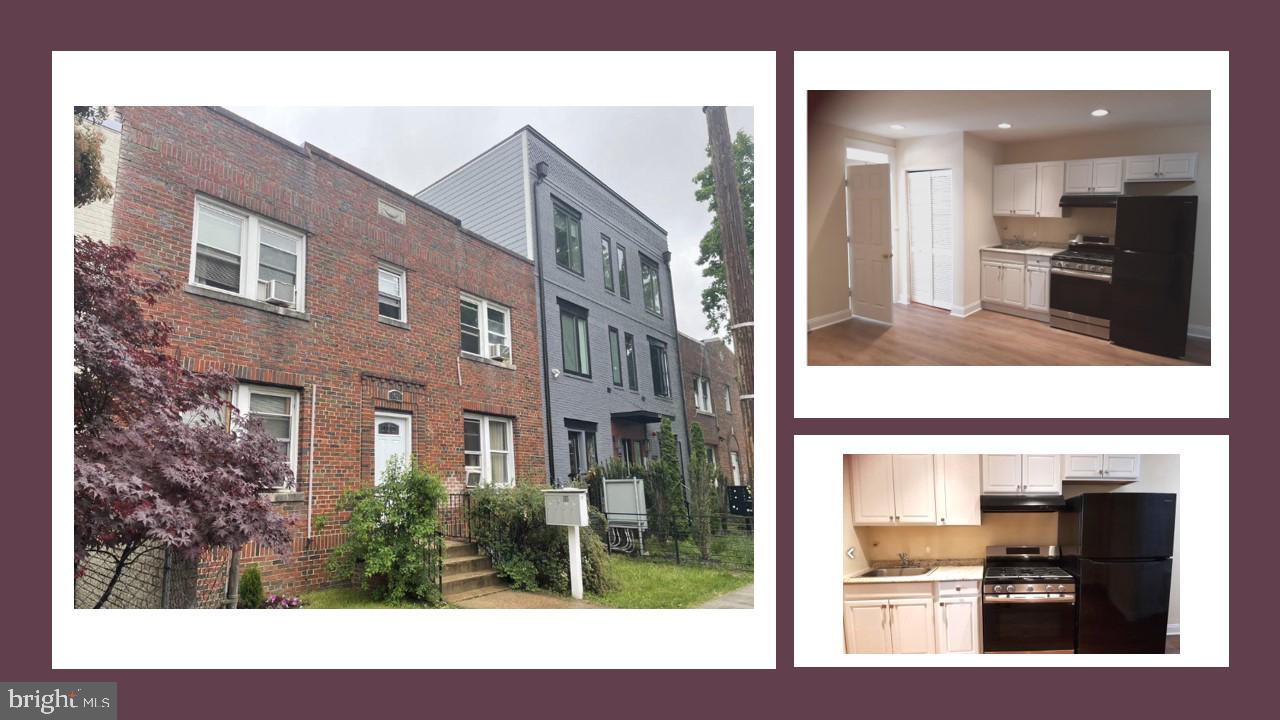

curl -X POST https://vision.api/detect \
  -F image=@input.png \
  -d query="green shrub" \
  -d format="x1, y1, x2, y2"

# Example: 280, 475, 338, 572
328, 457, 447, 604
686, 423, 722, 561
468, 484, 613, 595
237, 565, 264, 608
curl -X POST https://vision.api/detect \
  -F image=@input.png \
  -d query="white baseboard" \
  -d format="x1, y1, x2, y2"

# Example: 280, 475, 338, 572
807, 308, 853, 332
952, 301, 982, 318
1167, 623, 1180, 636
1187, 325, 1211, 340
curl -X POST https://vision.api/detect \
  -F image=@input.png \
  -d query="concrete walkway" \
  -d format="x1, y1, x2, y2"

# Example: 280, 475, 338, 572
451, 589, 601, 609
698, 583, 754, 609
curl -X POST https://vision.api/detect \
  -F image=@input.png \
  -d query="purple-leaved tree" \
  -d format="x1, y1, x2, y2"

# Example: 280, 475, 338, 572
73, 236, 293, 608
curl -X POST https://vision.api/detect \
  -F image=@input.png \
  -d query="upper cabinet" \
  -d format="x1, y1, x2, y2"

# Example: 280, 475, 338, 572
982, 454, 1063, 495
935, 454, 981, 526
1063, 157, 1124, 194
1123, 153, 1197, 182
1062, 454, 1142, 481
1035, 162, 1065, 219
850, 454, 937, 526
992, 163, 1044, 216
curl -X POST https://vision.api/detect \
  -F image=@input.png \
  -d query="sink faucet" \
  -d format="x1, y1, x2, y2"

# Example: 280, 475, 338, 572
898, 552, 911, 568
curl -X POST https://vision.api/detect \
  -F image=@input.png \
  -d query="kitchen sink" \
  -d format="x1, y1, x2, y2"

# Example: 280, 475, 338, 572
860, 567, 934, 578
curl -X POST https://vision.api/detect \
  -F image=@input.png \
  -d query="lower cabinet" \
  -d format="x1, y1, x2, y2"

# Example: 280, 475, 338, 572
980, 250, 1049, 321
935, 595, 981, 654
845, 580, 981, 654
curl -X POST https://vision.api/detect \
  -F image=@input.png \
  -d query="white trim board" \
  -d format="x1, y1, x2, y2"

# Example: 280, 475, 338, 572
1167, 624, 1180, 636
1187, 325, 1211, 340
808, 308, 853, 332
952, 300, 982, 318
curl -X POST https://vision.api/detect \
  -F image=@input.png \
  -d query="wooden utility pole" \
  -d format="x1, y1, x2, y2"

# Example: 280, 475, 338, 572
703, 107, 754, 486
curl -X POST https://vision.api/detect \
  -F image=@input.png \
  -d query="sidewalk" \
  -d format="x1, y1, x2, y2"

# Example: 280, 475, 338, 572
698, 583, 754, 609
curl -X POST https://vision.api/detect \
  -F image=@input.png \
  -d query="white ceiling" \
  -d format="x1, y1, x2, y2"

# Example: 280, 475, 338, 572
812, 90, 1210, 142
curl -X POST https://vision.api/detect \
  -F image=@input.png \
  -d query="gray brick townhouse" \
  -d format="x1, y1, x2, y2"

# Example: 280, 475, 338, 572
419, 127, 690, 487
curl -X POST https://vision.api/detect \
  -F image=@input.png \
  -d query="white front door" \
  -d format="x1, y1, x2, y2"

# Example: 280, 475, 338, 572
374, 412, 410, 484
847, 163, 894, 324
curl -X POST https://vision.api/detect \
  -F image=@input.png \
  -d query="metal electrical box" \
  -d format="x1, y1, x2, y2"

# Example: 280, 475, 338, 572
543, 488, 589, 527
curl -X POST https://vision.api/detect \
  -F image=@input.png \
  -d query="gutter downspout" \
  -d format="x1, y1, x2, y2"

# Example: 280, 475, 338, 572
307, 383, 317, 540
531, 155, 558, 486
665, 250, 693, 505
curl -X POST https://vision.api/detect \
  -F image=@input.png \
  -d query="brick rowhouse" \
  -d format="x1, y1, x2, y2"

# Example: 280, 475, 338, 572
110, 107, 547, 605
678, 333, 752, 487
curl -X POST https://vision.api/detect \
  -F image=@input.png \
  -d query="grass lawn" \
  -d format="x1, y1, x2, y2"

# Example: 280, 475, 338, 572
589, 556, 752, 609
300, 586, 437, 609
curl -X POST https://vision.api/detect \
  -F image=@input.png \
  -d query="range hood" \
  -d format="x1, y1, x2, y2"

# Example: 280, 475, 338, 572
1059, 194, 1120, 209
981, 494, 1067, 513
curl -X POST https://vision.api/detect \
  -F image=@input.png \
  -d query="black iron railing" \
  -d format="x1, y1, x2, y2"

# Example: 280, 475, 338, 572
442, 493, 473, 541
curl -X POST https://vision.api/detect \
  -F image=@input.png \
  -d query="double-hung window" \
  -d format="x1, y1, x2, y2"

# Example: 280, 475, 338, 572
191, 196, 305, 310
694, 376, 713, 413
723, 384, 733, 414
608, 327, 624, 387
624, 332, 638, 390
463, 413, 514, 487
461, 294, 511, 361
235, 384, 299, 488
616, 244, 630, 299
553, 202, 583, 275
559, 300, 590, 377
378, 264, 406, 321
648, 338, 671, 398
601, 235, 615, 292
640, 254, 662, 316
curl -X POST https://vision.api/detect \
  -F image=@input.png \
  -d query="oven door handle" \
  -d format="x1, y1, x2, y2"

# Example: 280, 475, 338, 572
983, 594, 1076, 604
1050, 268, 1112, 283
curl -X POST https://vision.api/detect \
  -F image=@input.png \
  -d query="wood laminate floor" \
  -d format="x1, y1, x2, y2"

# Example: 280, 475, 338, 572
809, 303, 1211, 366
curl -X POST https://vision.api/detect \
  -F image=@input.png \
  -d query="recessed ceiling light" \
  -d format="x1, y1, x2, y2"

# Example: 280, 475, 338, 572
1091, 108, 1110, 117
997, 123, 1012, 129
890, 123, 905, 130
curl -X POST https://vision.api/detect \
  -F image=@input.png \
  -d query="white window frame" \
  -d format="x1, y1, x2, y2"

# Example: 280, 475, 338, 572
723, 384, 733, 414
377, 263, 407, 322
463, 413, 515, 488
730, 451, 742, 485
234, 383, 300, 488
189, 195, 307, 311
694, 376, 714, 414
460, 293, 512, 362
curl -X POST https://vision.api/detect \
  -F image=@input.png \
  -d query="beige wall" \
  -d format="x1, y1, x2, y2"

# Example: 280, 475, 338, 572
842, 456, 870, 576
962, 133, 1001, 311
999, 125, 1212, 333
807, 118, 896, 323
844, 454, 1180, 625
895, 132, 963, 308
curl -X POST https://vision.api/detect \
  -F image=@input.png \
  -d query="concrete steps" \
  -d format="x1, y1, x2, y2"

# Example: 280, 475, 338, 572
441, 540, 505, 603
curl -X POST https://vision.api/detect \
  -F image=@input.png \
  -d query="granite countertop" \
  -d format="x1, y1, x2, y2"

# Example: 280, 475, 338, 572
980, 244, 1063, 257
844, 565, 985, 584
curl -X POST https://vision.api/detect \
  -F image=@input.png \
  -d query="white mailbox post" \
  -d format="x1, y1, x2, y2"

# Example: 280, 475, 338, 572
543, 488, 590, 599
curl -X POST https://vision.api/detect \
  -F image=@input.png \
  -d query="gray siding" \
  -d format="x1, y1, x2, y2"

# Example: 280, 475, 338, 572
417, 133, 528, 257
527, 132, 689, 486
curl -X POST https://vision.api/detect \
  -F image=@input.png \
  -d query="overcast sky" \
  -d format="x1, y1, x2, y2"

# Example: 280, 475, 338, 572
226, 106, 753, 340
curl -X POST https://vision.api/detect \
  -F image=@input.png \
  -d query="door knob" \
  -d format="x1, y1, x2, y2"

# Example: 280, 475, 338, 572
882, 253, 891, 259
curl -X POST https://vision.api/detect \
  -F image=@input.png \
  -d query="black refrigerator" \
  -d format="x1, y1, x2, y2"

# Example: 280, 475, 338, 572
1059, 493, 1177, 653
1110, 196, 1198, 358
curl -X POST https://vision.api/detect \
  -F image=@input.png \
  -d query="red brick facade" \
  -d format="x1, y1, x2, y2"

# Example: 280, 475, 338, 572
678, 334, 751, 487
111, 107, 547, 605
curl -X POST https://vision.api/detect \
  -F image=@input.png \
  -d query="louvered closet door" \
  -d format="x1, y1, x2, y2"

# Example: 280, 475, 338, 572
907, 170, 954, 311
908, 172, 934, 306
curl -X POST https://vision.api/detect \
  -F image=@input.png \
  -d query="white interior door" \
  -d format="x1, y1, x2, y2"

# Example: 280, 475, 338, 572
907, 169, 952, 311
848, 163, 893, 324
374, 412, 410, 484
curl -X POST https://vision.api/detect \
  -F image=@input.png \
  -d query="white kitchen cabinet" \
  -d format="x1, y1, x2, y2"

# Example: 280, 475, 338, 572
1064, 157, 1124, 194
1035, 162, 1065, 219
889, 598, 936, 654
935, 595, 980, 654
982, 454, 1023, 493
993, 163, 1045, 216
1000, 262, 1025, 306
1026, 265, 1050, 313
992, 164, 1015, 215
892, 455, 937, 524
850, 454, 936, 526
844, 600, 893, 654
1062, 454, 1142, 481
981, 261, 1004, 303
1124, 153, 1197, 182
1022, 454, 1063, 494
935, 454, 981, 526
851, 454, 896, 524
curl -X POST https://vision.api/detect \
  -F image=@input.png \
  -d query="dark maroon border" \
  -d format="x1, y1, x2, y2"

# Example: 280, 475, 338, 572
11, 10, 1260, 717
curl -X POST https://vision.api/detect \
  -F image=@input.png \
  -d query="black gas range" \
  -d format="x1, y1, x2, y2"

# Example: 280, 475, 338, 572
1049, 237, 1115, 340
982, 546, 1077, 653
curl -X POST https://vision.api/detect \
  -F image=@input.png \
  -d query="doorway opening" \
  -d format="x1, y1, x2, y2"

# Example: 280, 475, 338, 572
844, 142, 895, 325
